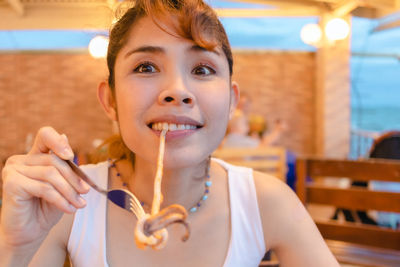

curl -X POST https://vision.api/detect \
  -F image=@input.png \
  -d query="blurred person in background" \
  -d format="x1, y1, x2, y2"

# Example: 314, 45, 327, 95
223, 110, 286, 148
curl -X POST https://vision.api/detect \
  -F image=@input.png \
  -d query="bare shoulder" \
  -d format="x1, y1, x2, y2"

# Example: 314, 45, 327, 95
30, 213, 75, 266
252, 170, 300, 216
252, 171, 339, 266
252, 170, 293, 201
252, 171, 306, 247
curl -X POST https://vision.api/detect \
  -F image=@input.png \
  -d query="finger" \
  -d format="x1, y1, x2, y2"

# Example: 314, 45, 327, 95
3, 154, 26, 166
15, 165, 87, 209
4, 169, 77, 214
29, 127, 74, 160
22, 153, 90, 194
24, 178, 78, 214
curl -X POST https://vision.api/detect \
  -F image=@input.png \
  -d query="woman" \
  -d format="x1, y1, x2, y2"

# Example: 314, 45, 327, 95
0, 0, 339, 266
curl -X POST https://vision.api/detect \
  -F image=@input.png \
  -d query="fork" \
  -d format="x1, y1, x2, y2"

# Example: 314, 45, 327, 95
65, 159, 145, 219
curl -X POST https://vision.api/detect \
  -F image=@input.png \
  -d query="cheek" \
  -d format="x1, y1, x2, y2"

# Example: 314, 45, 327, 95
201, 81, 231, 116
115, 82, 155, 119
199, 84, 231, 133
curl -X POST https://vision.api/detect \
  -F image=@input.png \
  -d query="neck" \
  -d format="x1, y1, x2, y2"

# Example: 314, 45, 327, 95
118, 156, 210, 211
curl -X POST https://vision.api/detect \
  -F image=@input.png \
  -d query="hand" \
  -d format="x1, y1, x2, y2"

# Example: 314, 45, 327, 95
0, 126, 90, 250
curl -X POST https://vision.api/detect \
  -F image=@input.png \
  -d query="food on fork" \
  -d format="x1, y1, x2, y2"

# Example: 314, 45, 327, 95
134, 126, 190, 250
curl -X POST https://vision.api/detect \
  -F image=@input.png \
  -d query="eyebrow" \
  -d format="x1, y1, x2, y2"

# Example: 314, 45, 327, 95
124, 46, 165, 58
189, 45, 220, 56
124, 44, 220, 58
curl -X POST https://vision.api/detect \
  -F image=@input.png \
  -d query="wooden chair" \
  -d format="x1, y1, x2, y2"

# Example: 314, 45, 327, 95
213, 147, 287, 181
296, 157, 400, 265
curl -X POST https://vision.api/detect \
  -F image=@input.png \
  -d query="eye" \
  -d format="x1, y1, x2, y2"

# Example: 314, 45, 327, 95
192, 64, 216, 76
133, 62, 158, 73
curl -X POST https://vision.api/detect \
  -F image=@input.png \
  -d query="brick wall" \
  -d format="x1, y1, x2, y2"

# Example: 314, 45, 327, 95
0, 50, 316, 164
233, 50, 316, 155
0, 52, 112, 162
0, 50, 316, 163
0, 50, 317, 198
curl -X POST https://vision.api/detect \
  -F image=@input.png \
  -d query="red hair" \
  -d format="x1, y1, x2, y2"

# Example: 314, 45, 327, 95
107, 0, 233, 89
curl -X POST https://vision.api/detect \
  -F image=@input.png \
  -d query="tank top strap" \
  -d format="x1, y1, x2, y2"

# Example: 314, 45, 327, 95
212, 158, 266, 267
67, 161, 109, 267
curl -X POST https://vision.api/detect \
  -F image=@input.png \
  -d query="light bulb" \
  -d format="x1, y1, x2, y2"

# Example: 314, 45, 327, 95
300, 24, 322, 46
325, 18, 350, 41
88, 36, 109, 59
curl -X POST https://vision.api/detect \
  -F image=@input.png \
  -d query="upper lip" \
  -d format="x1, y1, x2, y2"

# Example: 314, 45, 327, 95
147, 115, 203, 127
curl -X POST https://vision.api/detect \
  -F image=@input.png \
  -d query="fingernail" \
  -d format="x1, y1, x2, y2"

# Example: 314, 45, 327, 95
61, 133, 68, 142
76, 195, 86, 206
60, 134, 69, 147
68, 204, 76, 213
80, 180, 90, 191
62, 147, 74, 160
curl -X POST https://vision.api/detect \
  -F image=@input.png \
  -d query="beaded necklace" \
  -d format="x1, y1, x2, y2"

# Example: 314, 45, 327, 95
108, 157, 211, 213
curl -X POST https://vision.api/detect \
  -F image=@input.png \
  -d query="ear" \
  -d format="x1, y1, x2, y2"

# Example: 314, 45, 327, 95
229, 81, 240, 119
97, 81, 118, 121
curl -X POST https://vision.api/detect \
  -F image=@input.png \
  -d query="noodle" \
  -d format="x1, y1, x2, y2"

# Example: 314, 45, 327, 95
134, 125, 189, 250
152, 128, 167, 215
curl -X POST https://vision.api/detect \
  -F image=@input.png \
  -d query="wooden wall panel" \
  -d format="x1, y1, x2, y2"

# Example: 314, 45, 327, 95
315, 15, 351, 158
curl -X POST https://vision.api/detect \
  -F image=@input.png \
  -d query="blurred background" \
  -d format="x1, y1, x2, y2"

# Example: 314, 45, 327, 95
1, 2, 400, 264
0, 0, 399, 161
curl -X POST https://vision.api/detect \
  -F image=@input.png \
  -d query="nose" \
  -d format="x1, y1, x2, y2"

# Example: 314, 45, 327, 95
158, 79, 195, 107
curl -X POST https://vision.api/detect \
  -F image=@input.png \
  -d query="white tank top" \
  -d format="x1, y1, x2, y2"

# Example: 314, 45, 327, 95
68, 159, 266, 266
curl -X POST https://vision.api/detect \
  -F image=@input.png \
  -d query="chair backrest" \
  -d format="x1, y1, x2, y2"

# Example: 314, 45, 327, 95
213, 147, 287, 180
296, 157, 400, 250
369, 130, 400, 159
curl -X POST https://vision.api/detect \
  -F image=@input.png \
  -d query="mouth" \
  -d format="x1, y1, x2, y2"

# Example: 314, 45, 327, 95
147, 115, 204, 135
148, 122, 202, 131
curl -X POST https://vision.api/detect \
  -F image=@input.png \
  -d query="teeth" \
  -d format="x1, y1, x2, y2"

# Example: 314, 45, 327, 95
157, 123, 163, 130
162, 122, 168, 131
151, 123, 197, 131
169, 124, 177, 131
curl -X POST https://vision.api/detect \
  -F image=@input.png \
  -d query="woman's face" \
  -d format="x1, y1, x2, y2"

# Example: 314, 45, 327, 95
110, 17, 237, 168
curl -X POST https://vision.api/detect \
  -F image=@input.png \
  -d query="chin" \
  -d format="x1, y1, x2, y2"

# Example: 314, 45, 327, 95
162, 145, 216, 169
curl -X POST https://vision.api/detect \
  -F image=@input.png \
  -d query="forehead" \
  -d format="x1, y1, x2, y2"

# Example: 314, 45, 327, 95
125, 17, 183, 46
121, 16, 223, 56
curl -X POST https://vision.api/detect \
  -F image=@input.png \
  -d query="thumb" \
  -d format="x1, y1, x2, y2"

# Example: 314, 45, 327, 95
29, 126, 74, 160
